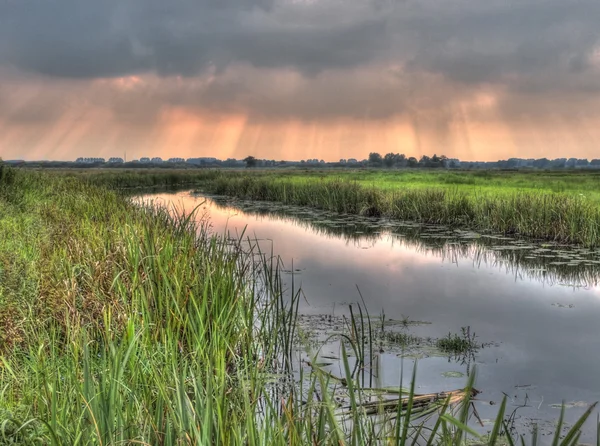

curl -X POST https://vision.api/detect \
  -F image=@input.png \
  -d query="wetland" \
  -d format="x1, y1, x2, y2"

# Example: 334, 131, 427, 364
2, 167, 600, 444
140, 189, 600, 442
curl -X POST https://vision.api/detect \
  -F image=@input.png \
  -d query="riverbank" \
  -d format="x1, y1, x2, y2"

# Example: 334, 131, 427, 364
0, 168, 597, 443
43, 167, 600, 246
0, 169, 295, 443
200, 170, 600, 247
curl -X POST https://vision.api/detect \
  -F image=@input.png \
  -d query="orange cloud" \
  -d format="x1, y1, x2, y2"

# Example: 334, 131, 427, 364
2, 70, 600, 162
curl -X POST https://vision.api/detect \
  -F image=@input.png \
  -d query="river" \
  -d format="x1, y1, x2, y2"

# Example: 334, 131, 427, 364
139, 189, 600, 441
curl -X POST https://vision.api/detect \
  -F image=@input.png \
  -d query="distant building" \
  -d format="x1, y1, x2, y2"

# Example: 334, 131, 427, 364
76, 157, 105, 164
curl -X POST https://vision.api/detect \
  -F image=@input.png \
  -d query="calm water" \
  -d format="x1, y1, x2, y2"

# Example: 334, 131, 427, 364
140, 190, 600, 440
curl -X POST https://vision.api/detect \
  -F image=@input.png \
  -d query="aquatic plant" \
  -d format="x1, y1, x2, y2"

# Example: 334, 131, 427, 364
437, 327, 479, 354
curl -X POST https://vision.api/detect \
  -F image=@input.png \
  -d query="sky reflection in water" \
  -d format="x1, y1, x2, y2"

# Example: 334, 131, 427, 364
140, 190, 600, 440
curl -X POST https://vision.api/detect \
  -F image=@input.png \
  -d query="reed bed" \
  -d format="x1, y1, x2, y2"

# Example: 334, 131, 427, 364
50, 168, 225, 189
0, 167, 598, 444
199, 173, 600, 247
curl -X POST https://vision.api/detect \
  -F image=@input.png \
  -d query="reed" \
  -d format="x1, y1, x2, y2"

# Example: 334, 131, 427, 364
198, 172, 600, 246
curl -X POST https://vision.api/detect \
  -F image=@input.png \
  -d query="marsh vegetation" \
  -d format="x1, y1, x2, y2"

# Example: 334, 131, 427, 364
1, 167, 599, 444
200, 171, 600, 247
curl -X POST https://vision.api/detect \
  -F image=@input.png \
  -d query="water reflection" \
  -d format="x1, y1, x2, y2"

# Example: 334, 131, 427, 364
207, 195, 600, 289
138, 191, 600, 442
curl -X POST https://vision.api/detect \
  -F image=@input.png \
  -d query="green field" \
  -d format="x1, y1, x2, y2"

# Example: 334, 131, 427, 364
1, 165, 599, 444
38, 167, 600, 199
211, 169, 600, 197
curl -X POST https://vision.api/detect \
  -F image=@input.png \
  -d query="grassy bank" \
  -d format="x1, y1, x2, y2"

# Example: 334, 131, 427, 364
271, 169, 600, 201
1, 167, 597, 444
46, 167, 600, 200
43, 167, 224, 189
42, 167, 600, 246
0, 168, 299, 443
194, 171, 600, 246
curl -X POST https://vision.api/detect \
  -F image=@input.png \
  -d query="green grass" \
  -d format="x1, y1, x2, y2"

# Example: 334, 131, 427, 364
31, 167, 600, 201
55, 167, 600, 245
183, 169, 600, 246
0, 168, 293, 443
1, 166, 598, 444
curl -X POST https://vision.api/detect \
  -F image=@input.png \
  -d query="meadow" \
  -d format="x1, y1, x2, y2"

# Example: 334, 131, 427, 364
1, 165, 598, 444
38, 167, 600, 201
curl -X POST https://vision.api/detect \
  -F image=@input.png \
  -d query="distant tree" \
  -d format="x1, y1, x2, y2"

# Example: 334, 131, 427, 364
591, 159, 600, 167
383, 153, 396, 167
383, 152, 406, 168
532, 158, 549, 168
407, 157, 418, 168
244, 156, 257, 168
501, 158, 518, 169
397, 153, 407, 166
418, 155, 431, 167
368, 152, 383, 166
432, 154, 447, 168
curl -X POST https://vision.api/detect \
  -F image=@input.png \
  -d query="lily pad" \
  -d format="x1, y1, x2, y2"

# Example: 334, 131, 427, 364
441, 371, 465, 378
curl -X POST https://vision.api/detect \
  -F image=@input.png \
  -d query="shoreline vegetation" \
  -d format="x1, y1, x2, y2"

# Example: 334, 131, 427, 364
202, 173, 600, 247
44, 167, 600, 246
1, 166, 599, 443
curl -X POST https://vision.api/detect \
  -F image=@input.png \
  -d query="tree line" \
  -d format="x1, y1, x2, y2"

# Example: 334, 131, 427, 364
367, 152, 453, 168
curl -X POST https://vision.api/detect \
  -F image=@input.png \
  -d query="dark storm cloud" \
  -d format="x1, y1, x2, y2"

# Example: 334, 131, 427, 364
397, 0, 600, 93
0, 0, 386, 78
0, 0, 599, 122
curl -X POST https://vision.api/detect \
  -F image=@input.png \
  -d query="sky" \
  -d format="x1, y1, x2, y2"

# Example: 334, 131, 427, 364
1, 0, 599, 162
